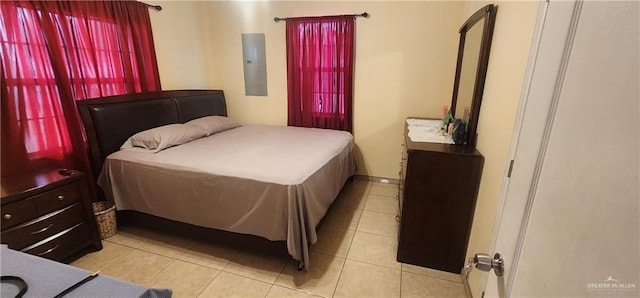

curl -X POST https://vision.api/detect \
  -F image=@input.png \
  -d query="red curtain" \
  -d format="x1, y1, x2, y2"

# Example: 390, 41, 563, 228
286, 16, 355, 133
0, 0, 161, 177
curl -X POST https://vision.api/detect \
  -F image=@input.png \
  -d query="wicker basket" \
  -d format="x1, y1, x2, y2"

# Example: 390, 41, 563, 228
92, 201, 117, 239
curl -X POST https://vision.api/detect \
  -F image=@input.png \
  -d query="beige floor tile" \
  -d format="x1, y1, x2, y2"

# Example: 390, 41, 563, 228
71, 241, 136, 271
341, 179, 370, 196
333, 260, 401, 298
368, 182, 399, 198
266, 285, 324, 298
150, 260, 220, 298
224, 251, 288, 283
66, 177, 468, 298
310, 226, 355, 258
174, 239, 238, 270
198, 272, 271, 298
100, 249, 174, 286
364, 194, 398, 215
401, 271, 466, 297
105, 229, 150, 248
401, 263, 462, 283
136, 231, 194, 259
347, 231, 401, 270
332, 186, 368, 211
274, 253, 345, 298
321, 207, 362, 230
356, 210, 398, 238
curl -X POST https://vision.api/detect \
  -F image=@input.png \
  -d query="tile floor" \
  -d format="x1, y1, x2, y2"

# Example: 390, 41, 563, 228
71, 180, 467, 298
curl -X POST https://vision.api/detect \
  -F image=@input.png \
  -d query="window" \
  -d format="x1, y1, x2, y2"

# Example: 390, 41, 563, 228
285, 16, 355, 133
0, 1, 160, 174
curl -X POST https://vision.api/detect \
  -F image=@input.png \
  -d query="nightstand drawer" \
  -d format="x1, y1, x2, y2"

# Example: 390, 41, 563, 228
33, 182, 81, 215
2, 203, 86, 250
1, 199, 37, 229
21, 223, 91, 261
1, 168, 102, 261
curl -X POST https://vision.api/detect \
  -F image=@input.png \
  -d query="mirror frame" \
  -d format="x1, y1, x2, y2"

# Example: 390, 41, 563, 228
450, 4, 497, 147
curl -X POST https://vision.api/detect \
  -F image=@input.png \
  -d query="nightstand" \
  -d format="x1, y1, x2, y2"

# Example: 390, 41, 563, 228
1, 169, 102, 262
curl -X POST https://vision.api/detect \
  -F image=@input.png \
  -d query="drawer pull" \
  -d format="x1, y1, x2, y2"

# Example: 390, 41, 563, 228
3, 213, 12, 220
37, 245, 59, 256
57, 195, 65, 201
30, 224, 53, 235
395, 215, 400, 222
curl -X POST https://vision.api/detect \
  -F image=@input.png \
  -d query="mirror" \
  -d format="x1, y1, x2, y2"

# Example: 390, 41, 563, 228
450, 4, 497, 146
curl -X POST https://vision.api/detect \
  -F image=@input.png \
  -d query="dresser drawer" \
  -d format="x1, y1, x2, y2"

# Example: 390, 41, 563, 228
21, 223, 91, 261
32, 182, 81, 215
2, 203, 86, 250
1, 199, 37, 230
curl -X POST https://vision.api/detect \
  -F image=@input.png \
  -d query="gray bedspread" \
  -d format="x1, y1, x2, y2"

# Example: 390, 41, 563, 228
0, 245, 171, 298
98, 124, 356, 269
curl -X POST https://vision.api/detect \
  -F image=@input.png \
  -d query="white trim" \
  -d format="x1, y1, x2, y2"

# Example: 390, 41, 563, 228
353, 175, 398, 184
482, 0, 588, 296
505, 0, 582, 297
504, 0, 583, 295
481, 1, 550, 295
488, 0, 549, 255
462, 268, 473, 298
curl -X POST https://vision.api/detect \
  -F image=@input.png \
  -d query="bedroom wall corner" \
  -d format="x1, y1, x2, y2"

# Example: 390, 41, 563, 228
148, 1, 218, 90
350, 1, 464, 178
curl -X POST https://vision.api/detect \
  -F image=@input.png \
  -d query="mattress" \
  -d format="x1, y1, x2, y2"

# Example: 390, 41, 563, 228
98, 124, 356, 269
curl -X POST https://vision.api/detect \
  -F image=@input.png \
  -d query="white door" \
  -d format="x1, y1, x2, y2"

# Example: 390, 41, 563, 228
481, 0, 639, 297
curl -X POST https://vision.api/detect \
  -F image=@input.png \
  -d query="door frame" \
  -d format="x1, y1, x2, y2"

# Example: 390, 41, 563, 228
480, 0, 583, 296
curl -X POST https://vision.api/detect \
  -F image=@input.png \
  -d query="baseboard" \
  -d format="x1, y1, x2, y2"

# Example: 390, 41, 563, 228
461, 268, 474, 298
354, 174, 399, 184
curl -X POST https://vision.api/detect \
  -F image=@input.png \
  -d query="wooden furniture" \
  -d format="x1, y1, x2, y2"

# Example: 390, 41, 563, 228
397, 120, 484, 273
1, 169, 102, 262
76, 90, 355, 270
396, 4, 496, 274
449, 4, 497, 146
77, 90, 228, 181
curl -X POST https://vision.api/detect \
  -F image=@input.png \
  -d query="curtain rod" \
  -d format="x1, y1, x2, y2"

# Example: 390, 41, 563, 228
274, 12, 369, 22
141, 2, 162, 11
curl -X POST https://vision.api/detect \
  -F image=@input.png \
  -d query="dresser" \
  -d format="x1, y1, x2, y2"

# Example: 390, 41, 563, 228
1, 169, 102, 262
397, 119, 484, 273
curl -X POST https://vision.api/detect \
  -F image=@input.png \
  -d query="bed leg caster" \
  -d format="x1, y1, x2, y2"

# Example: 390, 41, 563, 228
297, 262, 304, 271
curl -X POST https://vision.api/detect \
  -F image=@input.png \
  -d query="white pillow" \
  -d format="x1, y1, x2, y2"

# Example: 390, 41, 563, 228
120, 124, 207, 153
185, 116, 240, 136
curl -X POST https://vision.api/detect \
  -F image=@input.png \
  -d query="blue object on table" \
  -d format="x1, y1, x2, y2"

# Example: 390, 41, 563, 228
0, 245, 172, 298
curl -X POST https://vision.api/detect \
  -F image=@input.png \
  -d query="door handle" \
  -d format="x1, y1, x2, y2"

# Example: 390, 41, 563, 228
469, 253, 504, 277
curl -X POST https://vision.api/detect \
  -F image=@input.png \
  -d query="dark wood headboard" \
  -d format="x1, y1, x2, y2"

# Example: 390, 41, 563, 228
77, 90, 227, 179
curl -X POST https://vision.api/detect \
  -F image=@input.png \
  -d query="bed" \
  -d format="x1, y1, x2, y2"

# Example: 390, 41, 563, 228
77, 90, 356, 270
